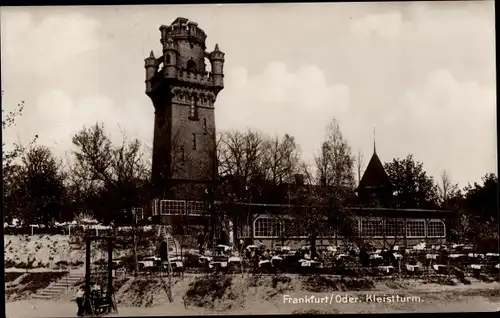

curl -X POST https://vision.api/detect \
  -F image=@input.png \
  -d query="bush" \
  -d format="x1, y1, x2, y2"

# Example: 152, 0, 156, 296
303, 276, 375, 292
5, 272, 24, 282
271, 275, 292, 289
184, 275, 233, 308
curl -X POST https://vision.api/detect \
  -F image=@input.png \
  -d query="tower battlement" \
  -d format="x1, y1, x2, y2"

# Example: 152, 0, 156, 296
176, 70, 214, 85
160, 17, 207, 48
146, 18, 224, 95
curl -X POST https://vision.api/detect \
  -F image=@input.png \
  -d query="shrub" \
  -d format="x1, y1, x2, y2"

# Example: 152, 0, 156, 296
184, 274, 233, 308
303, 276, 374, 292
5, 272, 24, 283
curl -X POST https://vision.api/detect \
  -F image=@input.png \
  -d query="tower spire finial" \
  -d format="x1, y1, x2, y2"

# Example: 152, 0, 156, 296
373, 127, 377, 154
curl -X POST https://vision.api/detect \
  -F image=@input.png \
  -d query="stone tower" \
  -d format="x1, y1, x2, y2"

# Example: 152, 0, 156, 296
145, 17, 224, 203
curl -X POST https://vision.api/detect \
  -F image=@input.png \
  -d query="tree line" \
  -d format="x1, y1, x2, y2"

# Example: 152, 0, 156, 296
2, 99, 498, 246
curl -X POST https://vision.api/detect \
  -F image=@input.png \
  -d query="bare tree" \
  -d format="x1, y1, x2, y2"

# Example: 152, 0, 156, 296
437, 170, 460, 208
2, 97, 36, 169
261, 134, 301, 187
356, 150, 364, 186
315, 120, 356, 190
71, 122, 151, 276
2, 94, 39, 223
295, 118, 358, 249
217, 129, 267, 198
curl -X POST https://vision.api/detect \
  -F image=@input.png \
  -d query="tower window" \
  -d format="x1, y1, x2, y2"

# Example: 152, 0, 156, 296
180, 145, 185, 164
203, 118, 207, 134
192, 133, 196, 150
189, 98, 198, 120
186, 59, 197, 72
166, 54, 171, 64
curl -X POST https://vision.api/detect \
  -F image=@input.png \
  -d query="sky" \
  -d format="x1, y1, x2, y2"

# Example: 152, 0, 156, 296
1, 2, 496, 188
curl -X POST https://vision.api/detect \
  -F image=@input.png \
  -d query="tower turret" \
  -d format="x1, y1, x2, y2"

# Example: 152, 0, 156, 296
160, 27, 178, 79
144, 50, 158, 94
210, 44, 225, 93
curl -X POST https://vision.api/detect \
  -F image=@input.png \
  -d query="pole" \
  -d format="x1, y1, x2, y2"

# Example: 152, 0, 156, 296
107, 238, 114, 312
84, 237, 91, 315
164, 226, 173, 302
132, 210, 138, 277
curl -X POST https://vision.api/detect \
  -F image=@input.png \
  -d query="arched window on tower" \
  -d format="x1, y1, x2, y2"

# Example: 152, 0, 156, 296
192, 133, 197, 150
205, 57, 212, 73
166, 54, 171, 64
186, 59, 197, 72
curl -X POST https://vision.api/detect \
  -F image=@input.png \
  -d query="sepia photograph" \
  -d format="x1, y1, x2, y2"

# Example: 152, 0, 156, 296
2, 2, 499, 317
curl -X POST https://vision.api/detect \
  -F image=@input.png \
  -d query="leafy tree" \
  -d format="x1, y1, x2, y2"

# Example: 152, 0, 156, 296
5, 146, 66, 225
2, 93, 38, 223
463, 173, 498, 222
384, 154, 439, 209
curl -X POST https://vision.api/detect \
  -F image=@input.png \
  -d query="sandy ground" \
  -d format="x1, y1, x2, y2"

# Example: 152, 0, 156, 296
6, 279, 500, 317
4, 235, 84, 267
5, 291, 499, 317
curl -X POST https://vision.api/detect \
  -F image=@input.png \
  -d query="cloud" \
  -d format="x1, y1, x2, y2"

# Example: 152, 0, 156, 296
350, 12, 403, 38
217, 62, 350, 163
1, 11, 103, 75
1, 4, 494, 188
349, 5, 494, 41
383, 69, 496, 186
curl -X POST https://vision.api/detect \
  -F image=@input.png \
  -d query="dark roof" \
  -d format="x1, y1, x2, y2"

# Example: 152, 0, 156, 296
351, 207, 455, 219
215, 202, 454, 218
357, 151, 391, 191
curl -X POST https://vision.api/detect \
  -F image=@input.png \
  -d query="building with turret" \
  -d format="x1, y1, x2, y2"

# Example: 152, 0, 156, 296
231, 139, 454, 250
142, 18, 453, 250
145, 17, 224, 230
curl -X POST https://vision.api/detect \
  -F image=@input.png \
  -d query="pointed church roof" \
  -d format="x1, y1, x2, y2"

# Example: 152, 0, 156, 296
358, 152, 391, 190
357, 131, 391, 191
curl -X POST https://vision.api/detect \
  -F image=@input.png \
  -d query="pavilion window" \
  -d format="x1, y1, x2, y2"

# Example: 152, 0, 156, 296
385, 219, 405, 237
406, 220, 425, 237
427, 221, 445, 237
361, 219, 384, 237
254, 217, 274, 237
